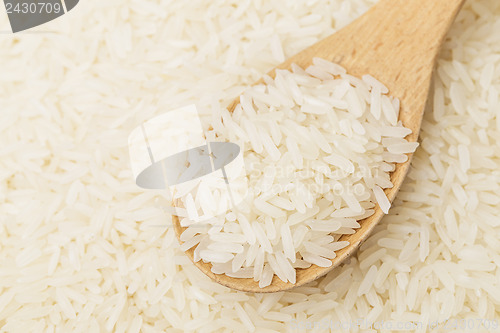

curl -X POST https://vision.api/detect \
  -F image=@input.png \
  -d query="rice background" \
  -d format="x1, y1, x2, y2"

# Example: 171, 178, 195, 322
0, 0, 499, 332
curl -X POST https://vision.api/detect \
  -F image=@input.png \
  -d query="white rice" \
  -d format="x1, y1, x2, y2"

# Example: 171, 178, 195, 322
1, 0, 500, 331
175, 57, 417, 285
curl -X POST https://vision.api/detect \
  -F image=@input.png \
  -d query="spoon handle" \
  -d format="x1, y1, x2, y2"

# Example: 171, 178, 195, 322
334, 0, 467, 78
279, 0, 466, 104
289, 0, 465, 140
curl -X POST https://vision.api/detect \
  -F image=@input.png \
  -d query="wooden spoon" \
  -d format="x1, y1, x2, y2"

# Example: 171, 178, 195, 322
173, 0, 465, 292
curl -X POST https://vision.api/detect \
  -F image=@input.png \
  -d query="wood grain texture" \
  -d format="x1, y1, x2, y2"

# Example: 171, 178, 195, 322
173, 0, 465, 293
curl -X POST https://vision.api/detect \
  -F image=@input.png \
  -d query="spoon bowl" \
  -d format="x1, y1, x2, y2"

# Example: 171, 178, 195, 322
173, 0, 465, 292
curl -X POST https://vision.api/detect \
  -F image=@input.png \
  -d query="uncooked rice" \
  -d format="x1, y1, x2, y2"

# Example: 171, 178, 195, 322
1, 0, 500, 332
175, 57, 417, 286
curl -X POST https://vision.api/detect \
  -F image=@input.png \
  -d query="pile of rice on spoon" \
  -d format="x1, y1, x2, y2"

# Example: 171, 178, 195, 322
177, 57, 418, 288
